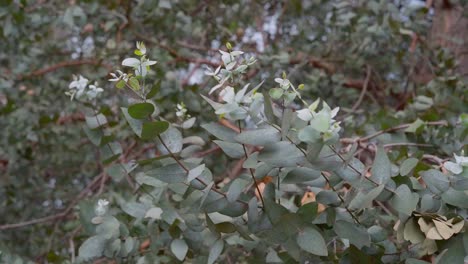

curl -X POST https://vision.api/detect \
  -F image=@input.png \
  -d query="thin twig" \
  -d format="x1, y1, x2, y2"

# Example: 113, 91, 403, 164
321, 172, 361, 224
238, 121, 266, 209
339, 65, 371, 120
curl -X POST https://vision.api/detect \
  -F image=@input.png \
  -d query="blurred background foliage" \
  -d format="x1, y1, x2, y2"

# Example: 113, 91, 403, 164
0, 0, 466, 262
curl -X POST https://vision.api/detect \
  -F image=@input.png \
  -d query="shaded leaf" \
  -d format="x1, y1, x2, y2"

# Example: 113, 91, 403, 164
141, 121, 169, 140
296, 226, 328, 256
283, 167, 321, 184
128, 102, 155, 119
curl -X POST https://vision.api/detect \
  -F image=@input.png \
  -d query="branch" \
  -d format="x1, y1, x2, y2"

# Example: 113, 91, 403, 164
359, 120, 448, 142
0, 173, 104, 230
17, 59, 113, 80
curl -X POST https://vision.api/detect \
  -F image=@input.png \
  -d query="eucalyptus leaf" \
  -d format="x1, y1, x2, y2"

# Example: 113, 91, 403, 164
170, 239, 188, 261
296, 226, 328, 256
128, 102, 155, 119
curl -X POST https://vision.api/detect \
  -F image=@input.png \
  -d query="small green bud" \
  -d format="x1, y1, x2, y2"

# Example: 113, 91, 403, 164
226, 42, 233, 51
298, 84, 305, 90
282, 71, 287, 79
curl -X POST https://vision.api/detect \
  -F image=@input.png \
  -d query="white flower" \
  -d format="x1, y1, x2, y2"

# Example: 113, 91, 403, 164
136, 41, 146, 55
68, 75, 89, 98
274, 78, 291, 89
108, 70, 129, 82
122, 57, 157, 77
86, 82, 104, 99
95, 199, 109, 216
444, 153, 468, 174
176, 103, 188, 117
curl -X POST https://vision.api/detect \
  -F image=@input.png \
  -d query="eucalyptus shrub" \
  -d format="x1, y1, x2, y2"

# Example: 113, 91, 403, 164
69, 42, 467, 263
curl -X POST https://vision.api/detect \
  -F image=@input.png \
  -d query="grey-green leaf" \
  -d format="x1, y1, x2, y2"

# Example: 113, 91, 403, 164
421, 169, 450, 194
85, 113, 107, 129
283, 167, 321, 184
121, 107, 143, 136
208, 239, 224, 264
202, 122, 237, 142
226, 178, 248, 203
214, 140, 244, 158
334, 220, 371, 249
78, 236, 106, 261
400, 158, 419, 176
235, 127, 281, 146
348, 185, 385, 210
370, 146, 391, 184
390, 184, 418, 215
258, 141, 305, 167
171, 239, 188, 261
296, 226, 328, 256
146, 164, 187, 183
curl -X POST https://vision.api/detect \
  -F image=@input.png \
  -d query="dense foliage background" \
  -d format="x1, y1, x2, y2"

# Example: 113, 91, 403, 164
0, 0, 467, 263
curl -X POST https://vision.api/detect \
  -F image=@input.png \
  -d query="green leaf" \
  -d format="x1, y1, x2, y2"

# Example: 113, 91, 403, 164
406, 259, 430, 264
85, 114, 107, 129
213, 140, 244, 158
404, 118, 425, 133
283, 167, 321, 184
296, 226, 328, 256
141, 121, 169, 140
170, 239, 188, 261
128, 102, 155, 119
116, 79, 126, 89
215, 222, 236, 233
265, 199, 289, 225
370, 146, 391, 184
390, 184, 418, 215
258, 141, 305, 167
208, 239, 224, 264
262, 91, 276, 123
77, 236, 106, 261
297, 203, 318, 222
146, 164, 187, 183
235, 127, 281, 146
269, 88, 284, 99
334, 220, 371, 249
348, 185, 385, 210
129, 77, 140, 91
400, 158, 419, 176
101, 142, 122, 164
146, 80, 161, 99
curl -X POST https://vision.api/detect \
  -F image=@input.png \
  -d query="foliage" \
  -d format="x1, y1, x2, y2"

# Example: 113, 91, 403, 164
0, 0, 467, 263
